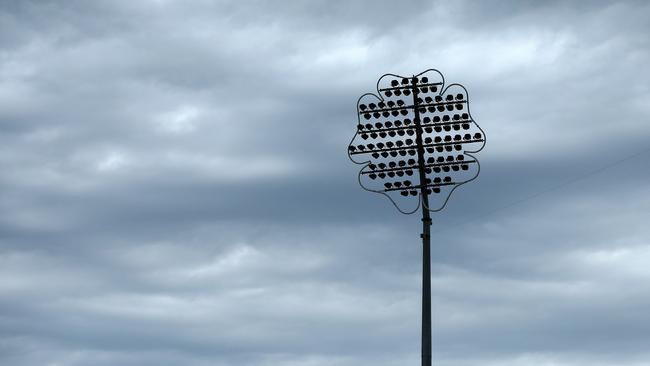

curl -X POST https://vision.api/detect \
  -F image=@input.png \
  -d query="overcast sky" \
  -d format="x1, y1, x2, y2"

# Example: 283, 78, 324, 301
2, 1, 650, 365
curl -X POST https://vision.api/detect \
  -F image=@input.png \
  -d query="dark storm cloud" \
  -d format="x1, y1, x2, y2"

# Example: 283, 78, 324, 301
1, 1, 650, 365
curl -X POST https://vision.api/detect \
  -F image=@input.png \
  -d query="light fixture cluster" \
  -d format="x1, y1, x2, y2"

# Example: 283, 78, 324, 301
348, 69, 486, 213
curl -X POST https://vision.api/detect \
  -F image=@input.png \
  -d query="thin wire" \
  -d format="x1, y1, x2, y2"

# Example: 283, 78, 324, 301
432, 145, 650, 233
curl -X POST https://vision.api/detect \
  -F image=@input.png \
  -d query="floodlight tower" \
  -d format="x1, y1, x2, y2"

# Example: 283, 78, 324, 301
347, 69, 485, 366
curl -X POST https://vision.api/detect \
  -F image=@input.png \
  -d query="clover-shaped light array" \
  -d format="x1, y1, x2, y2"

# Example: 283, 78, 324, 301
348, 69, 485, 213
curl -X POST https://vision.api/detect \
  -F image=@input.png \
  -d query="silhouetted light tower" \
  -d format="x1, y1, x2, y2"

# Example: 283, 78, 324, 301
348, 69, 485, 366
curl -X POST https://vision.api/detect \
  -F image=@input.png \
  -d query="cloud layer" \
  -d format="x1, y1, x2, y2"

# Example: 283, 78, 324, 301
1, 1, 650, 365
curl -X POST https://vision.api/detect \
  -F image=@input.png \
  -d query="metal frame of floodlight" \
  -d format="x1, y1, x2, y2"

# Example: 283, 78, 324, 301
348, 70, 485, 214
347, 69, 486, 366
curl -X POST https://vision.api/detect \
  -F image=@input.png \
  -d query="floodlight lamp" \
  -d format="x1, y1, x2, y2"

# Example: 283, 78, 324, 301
347, 69, 486, 214
347, 68, 486, 366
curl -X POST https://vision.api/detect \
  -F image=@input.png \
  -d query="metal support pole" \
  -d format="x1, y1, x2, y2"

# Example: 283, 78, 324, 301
411, 76, 432, 366
421, 216, 432, 366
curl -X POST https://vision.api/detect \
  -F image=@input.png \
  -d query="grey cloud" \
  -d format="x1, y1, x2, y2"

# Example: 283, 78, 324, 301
1, 0, 650, 365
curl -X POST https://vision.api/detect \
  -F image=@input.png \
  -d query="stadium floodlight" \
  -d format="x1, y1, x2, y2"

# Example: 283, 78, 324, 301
347, 69, 485, 366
